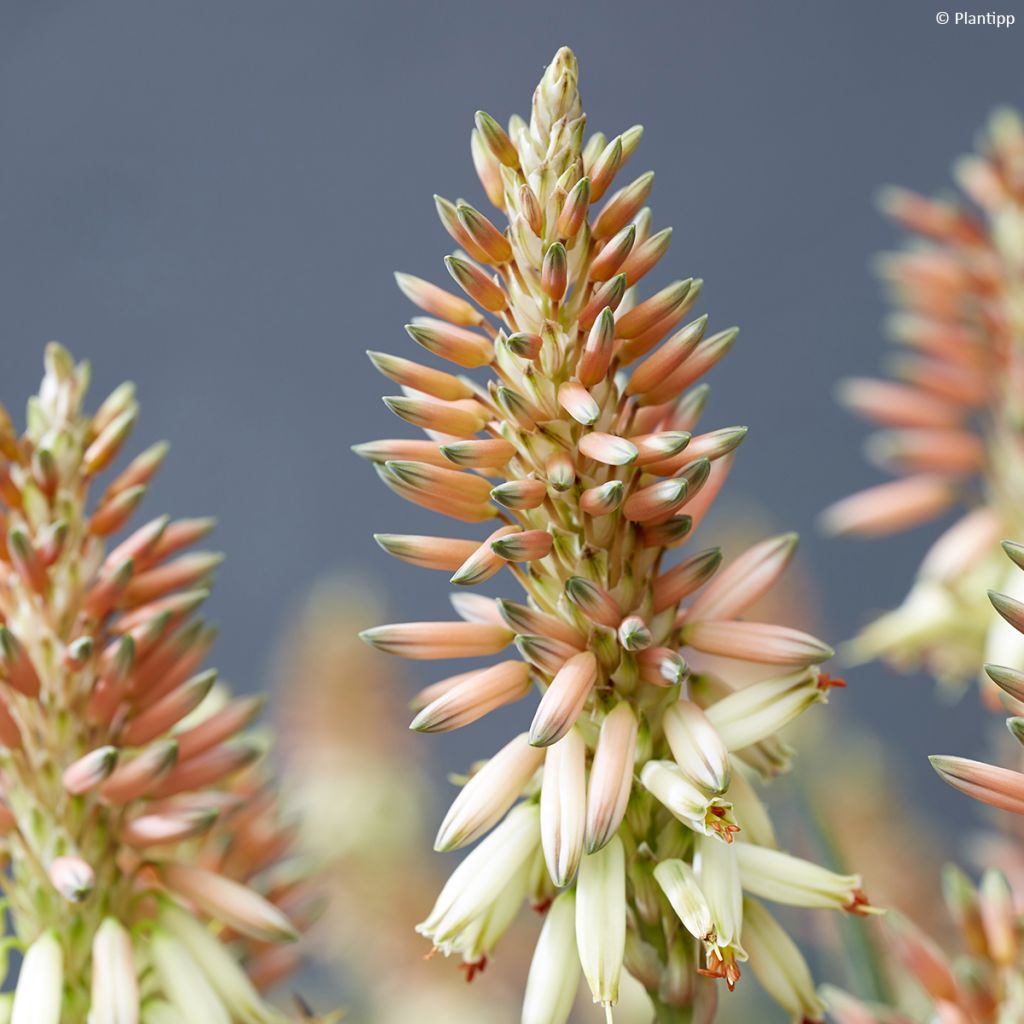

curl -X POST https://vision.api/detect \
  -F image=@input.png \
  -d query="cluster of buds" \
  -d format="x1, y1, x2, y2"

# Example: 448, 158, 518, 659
0, 346, 326, 1023
823, 109, 1024, 697
824, 865, 1024, 1024
358, 48, 874, 1023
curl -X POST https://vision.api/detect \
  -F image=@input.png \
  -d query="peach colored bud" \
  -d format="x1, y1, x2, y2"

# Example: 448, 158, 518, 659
637, 327, 737, 406
383, 394, 488, 438
367, 349, 473, 402
63, 745, 119, 795
410, 660, 532, 732
653, 548, 722, 612
374, 533, 481, 571
541, 242, 568, 301
545, 451, 575, 491
578, 274, 627, 332
497, 599, 587, 648
865, 427, 984, 476
685, 620, 833, 666
83, 406, 137, 475
405, 318, 493, 368
623, 477, 688, 523
585, 702, 637, 852
580, 480, 624, 516
565, 576, 621, 628
102, 439, 169, 501
0, 692, 23, 749
475, 109, 519, 167
821, 476, 958, 537
837, 377, 963, 429
123, 808, 217, 847
578, 308, 616, 386
445, 255, 507, 312
352, 438, 450, 467
556, 176, 590, 239
636, 647, 688, 687
0, 625, 42, 698
578, 431, 637, 465
506, 330, 543, 359
557, 381, 599, 425
632, 431, 691, 466
687, 533, 798, 623
471, 128, 505, 209
616, 279, 692, 339
593, 171, 654, 239
589, 224, 635, 282
930, 755, 1024, 814
530, 651, 598, 747
121, 552, 223, 609
7, 527, 48, 593
151, 742, 259, 799
175, 696, 263, 761
492, 530, 553, 563
441, 438, 516, 469
885, 911, 959, 1003
360, 620, 513, 660
89, 485, 147, 536
451, 525, 521, 586
435, 732, 544, 851
620, 226, 673, 285
588, 136, 623, 203
395, 272, 485, 326
457, 202, 513, 264
100, 740, 178, 804
48, 855, 95, 903
160, 862, 298, 943
491, 478, 548, 510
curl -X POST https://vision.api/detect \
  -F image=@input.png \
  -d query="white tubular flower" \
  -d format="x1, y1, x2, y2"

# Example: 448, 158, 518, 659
585, 702, 638, 853
522, 889, 580, 1024
150, 930, 231, 1024
736, 843, 871, 913
12, 930, 63, 1024
540, 728, 587, 887
662, 698, 731, 794
704, 670, 828, 751
695, 834, 745, 988
160, 902, 287, 1024
418, 802, 540, 951
653, 858, 715, 945
91, 918, 139, 1024
742, 898, 825, 1023
576, 835, 626, 1009
640, 760, 739, 842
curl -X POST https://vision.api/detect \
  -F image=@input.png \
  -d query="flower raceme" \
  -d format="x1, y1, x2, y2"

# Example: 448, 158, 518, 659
0, 347, 326, 1023
358, 47, 873, 1023
823, 109, 1024, 697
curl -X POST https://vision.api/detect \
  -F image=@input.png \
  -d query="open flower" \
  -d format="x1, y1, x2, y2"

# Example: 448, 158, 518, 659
0, 346, 326, 1022
359, 46, 869, 1022
824, 109, 1024, 699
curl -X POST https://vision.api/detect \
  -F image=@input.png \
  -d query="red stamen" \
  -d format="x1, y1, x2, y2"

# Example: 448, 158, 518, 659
459, 956, 487, 983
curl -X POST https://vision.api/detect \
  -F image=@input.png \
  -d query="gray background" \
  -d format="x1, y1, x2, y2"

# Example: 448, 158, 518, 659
1, 0, 1021, 1010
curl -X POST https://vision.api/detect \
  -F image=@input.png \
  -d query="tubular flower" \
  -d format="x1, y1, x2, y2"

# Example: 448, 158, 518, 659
359, 47, 870, 1022
824, 109, 1024, 697
0, 347, 328, 1023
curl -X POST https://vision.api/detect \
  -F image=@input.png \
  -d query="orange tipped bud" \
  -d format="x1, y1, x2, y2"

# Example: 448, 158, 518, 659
383, 395, 488, 437
458, 202, 513, 264
360, 620, 514, 660
620, 227, 673, 285
492, 529, 553, 562
578, 432, 637, 465
451, 525, 521, 585
541, 243, 568, 301
530, 652, 599, 746
578, 308, 616, 387
410, 660, 532, 732
593, 171, 654, 239
475, 110, 520, 168
445, 256, 507, 313
565, 576, 621, 628
367, 350, 473, 401
558, 381, 600, 425
405, 318, 493, 369
491, 478, 547, 510
556, 177, 591, 239
0, 625, 42, 698
821, 476, 958, 537
579, 274, 627, 332
395, 272, 485, 327
616, 279, 692, 339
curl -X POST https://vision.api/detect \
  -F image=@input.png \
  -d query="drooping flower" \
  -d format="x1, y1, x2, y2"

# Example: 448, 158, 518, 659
823, 109, 1024, 698
0, 346, 328, 1022
359, 46, 872, 1022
